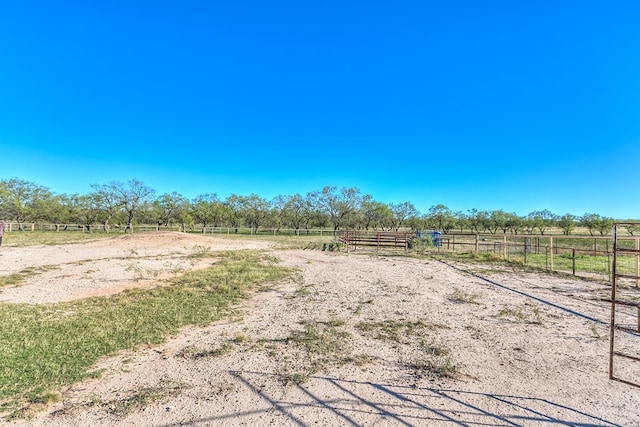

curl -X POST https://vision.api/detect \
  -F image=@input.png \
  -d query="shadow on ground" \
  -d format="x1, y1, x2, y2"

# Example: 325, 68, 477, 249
159, 370, 623, 427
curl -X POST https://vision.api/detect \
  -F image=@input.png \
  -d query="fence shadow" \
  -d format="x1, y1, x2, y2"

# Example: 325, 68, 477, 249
438, 259, 606, 325
158, 371, 624, 427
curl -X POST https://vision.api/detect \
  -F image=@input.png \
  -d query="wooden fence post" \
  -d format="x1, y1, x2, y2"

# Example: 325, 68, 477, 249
549, 236, 554, 271
475, 234, 479, 254
503, 235, 507, 258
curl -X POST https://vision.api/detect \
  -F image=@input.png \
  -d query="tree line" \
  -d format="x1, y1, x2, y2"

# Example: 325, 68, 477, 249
0, 177, 635, 236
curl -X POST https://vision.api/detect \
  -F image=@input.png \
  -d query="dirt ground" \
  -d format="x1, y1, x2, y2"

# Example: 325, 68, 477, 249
1, 232, 639, 426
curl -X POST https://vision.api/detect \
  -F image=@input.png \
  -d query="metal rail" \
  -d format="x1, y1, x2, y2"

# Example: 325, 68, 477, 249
609, 222, 640, 388
339, 230, 416, 252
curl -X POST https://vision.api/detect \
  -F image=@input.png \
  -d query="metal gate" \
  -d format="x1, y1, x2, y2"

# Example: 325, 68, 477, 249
609, 223, 640, 387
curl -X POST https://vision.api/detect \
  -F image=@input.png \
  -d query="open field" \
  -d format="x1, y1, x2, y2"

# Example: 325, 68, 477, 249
0, 232, 639, 426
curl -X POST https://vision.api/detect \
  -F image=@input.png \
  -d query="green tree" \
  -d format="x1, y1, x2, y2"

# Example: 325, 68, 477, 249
485, 210, 520, 234
90, 183, 123, 232
73, 193, 102, 231
152, 192, 190, 230
595, 216, 614, 236
580, 213, 602, 236
360, 198, 393, 230
426, 204, 456, 234
274, 194, 314, 235
503, 212, 522, 234
224, 194, 245, 233
0, 178, 53, 230
42, 193, 76, 230
310, 186, 363, 232
453, 211, 467, 233
388, 201, 419, 232
110, 179, 156, 233
467, 209, 489, 233
557, 214, 576, 235
522, 215, 536, 234
626, 224, 640, 236
527, 210, 556, 235
192, 193, 226, 232
238, 194, 271, 232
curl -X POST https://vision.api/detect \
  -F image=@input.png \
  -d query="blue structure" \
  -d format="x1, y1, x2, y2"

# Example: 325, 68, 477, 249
417, 230, 443, 247
430, 231, 442, 247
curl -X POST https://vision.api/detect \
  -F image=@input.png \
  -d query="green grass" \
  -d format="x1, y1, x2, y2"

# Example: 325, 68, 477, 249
0, 266, 59, 288
428, 251, 514, 266
109, 386, 168, 417
448, 288, 481, 304
202, 232, 336, 250
586, 321, 604, 340
353, 298, 375, 315
186, 245, 212, 259
497, 302, 543, 324
0, 271, 35, 288
411, 340, 461, 379
522, 252, 612, 276
355, 319, 444, 343
287, 320, 350, 355
356, 319, 460, 379
271, 319, 352, 385
1, 230, 114, 247
179, 341, 235, 359
270, 320, 352, 385
98, 377, 187, 419
426, 246, 616, 280
0, 250, 294, 417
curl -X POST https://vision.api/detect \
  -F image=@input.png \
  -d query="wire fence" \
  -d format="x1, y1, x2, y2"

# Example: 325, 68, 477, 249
425, 234, 640, 283
3, 223, 639, 283
0, 222, 339, 237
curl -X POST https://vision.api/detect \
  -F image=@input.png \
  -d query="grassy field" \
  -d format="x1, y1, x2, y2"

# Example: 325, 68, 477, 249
0, 249, 295, 418
0, 230, 113, 247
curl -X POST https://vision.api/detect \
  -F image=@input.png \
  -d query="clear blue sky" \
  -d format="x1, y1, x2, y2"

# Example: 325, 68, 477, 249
1, 1, 639, 219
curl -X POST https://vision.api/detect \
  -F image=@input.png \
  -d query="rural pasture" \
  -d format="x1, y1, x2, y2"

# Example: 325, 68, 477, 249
0, 232, 639, 426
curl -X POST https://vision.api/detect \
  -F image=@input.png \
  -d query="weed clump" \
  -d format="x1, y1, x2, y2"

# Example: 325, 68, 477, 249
448, 288, 481, 304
